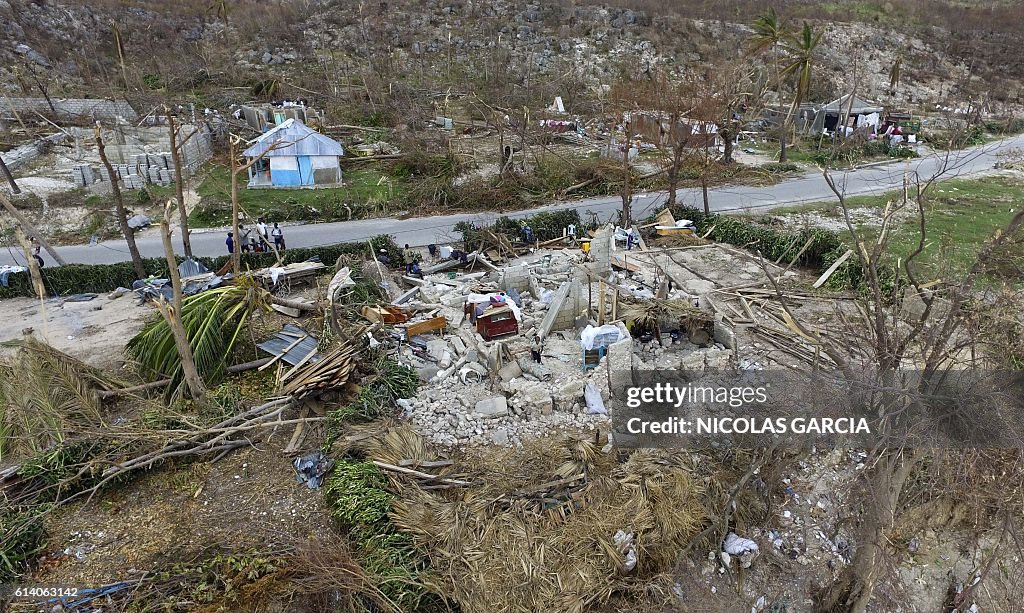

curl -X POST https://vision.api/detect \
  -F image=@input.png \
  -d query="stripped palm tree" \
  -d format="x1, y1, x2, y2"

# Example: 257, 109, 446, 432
748, 8, 789, 161
780, 22, 823, 157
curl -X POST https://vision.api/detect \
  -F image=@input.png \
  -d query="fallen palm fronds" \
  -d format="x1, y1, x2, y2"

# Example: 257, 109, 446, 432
0, 337, 121, 461
126, 281, 273, 398
73, 542, 399, 613
344, 427, 707, 613
620, 298, 714, 344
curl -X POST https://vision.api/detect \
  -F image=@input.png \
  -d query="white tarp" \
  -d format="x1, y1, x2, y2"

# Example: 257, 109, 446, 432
584, 382, 607, 415
580, 324, 628, 350
327, 266, 355, 305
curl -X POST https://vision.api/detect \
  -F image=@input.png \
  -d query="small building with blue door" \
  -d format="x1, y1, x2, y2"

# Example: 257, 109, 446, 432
242, 118, 344, 188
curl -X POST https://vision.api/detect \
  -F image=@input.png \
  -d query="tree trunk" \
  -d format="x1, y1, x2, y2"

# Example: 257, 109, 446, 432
779, 128, 788, 162
230, 139, 242, 276
271, 295, 318, 312
167, 114, 193, 258
666, 144, 682, 207
95, 123, 146, 280
0, 192, 66, 266
721, 128, 735, 164
815, 450, 916, 613
701, 174, 710, 215
158, 202, 206, 403
14, 226, 46, 299
0, 154, 21, 193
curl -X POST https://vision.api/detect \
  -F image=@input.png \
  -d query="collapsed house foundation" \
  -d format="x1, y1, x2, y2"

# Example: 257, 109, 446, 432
353, 221, 810, 448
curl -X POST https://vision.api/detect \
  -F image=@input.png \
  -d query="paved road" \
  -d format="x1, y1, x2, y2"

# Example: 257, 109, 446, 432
3, 135, 1020, 267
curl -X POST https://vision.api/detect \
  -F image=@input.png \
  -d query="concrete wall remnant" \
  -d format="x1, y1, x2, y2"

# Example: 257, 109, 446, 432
0, 97, 138, 124
537, 279, 585, 338
499, 265, 531, 292
587, 224, 614, 275
68, 124, 214, 190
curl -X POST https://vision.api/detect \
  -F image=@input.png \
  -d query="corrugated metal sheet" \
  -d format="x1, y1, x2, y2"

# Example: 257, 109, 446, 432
178, 258, 210, 278
242, 118, 344, 158
257, 324, 321, 366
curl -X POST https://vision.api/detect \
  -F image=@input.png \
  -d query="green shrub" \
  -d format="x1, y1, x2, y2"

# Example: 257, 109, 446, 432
324, 460, 443, 609
762, 162, 800, 174
459, 209, 584, 245
0, 236, 400, 300
0, 509, 46, 582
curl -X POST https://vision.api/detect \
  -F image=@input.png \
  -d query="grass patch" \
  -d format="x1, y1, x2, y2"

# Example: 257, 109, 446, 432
191, 163, 408, 227
771, 177, 1024, 282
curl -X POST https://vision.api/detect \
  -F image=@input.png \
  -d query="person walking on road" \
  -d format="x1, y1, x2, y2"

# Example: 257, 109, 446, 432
239, 224, 252, 253
31, 238, 44, 268
225, 232, 235, 255
272, 223, 285, 251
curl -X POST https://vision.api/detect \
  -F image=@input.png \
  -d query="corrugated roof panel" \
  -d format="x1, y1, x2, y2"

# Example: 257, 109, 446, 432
178, 258, 210, 278
257, 324, 321, 366
242, 118, 344, 158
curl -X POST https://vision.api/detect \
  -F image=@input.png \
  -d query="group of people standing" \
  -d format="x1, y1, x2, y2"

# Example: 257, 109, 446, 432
226, 217, 286, 254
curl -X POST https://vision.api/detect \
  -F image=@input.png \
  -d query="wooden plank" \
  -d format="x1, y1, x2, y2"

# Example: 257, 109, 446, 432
610, 253, 642, 272
404, 316, 447, 338
280, 344, 319, 383
812, 249, 854, 288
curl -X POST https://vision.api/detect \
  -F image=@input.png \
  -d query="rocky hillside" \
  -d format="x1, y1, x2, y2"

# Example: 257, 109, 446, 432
1, 0, 1021, 118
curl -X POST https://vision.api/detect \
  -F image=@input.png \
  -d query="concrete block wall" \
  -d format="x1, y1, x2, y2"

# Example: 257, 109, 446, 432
499, 265, 532, 292
587, 225, 614, 275
0, 133, 67, 172
0, 98, 138, 123
538, 279, 585, 338
70, 124, 213, 190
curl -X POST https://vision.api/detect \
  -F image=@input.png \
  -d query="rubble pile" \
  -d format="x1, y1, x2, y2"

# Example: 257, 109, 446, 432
375, 225, 779, 448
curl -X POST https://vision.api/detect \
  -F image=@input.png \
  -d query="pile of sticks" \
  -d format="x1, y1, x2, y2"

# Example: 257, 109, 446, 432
66, 398, 308, 505
280, 342, 359, 399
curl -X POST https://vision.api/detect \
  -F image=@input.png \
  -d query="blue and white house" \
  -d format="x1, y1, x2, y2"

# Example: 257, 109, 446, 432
242, 118, 344, 188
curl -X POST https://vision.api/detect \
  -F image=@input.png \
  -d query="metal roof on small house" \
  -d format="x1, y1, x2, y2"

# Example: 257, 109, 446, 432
816, 94, 883, 115
242, 118, 344, 158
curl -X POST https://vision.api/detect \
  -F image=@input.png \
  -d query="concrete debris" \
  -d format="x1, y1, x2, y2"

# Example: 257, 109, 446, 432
381, 230, 825, 447
475, 396, 509, 418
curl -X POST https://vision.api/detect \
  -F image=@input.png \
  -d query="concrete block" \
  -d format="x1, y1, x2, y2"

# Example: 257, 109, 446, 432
475, 396, 509, 418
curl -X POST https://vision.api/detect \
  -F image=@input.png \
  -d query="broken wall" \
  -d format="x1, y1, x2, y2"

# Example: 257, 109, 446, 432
0, 97, 138, 124
538, 279, 586, 338
68, 124, 214, 190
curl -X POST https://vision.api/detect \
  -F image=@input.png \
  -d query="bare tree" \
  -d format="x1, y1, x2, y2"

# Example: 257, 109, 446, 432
760, 153, 1024, 612
0, 191, 66, 266
619, 138, 632, 227
166, 109, 204, 258
95, 121, 146, 280
154, 200, 206, 403
228, 134, 292, 274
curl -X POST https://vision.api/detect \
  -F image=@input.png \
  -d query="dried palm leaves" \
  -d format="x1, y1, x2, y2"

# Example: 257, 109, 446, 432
350, 427, 707, 613
0, 337, 120, 461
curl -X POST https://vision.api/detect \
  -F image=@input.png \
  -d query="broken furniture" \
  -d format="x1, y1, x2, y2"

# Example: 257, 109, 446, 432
476, 305, 519, 340
252, 260, 326, 295
401, 316, 448, 340
362, 305, 409, 325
